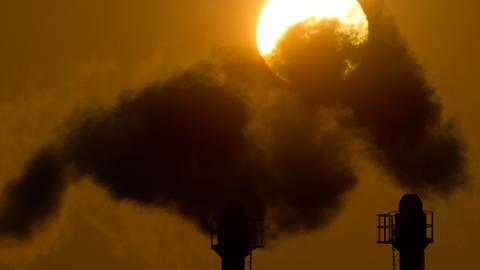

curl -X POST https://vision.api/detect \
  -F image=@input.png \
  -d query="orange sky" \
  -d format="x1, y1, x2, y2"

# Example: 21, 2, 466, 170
0, 0, 479, 269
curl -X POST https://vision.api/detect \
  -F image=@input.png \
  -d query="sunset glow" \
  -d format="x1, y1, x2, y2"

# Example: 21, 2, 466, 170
256, 0, 369, 56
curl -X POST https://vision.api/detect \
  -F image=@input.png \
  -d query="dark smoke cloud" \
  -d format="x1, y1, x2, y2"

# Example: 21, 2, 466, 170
346, 17, 468, 193
0, 148, 67, 237
0, 3, 467, 239
270, 8, 467, 193
0, 56, 357, 238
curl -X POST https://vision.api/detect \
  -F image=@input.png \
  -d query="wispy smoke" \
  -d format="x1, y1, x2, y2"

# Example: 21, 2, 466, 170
0, 4, 467, 239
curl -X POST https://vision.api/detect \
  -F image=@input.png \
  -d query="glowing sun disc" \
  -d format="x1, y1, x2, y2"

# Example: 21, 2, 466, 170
256, 0, 369, 56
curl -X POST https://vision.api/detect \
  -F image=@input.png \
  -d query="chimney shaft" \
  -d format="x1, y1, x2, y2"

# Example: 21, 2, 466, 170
394, 194, 431, 270
377, 194, 433, 270
211, 203, 264, 270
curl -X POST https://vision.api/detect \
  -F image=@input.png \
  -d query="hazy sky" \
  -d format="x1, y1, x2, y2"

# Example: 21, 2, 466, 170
0, 0, 479, 269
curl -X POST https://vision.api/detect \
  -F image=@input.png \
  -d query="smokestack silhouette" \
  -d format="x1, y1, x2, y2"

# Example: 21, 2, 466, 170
377, 194, 433, 270
211, 203, 264, 270
0, 3, 467, 239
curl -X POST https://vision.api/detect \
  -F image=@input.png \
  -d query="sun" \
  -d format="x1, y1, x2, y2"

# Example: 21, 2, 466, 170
256, 0, 369, 57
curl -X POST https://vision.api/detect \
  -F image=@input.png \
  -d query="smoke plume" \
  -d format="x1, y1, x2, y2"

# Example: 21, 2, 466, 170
270, 7, 467, 193
0, 4, 467, 239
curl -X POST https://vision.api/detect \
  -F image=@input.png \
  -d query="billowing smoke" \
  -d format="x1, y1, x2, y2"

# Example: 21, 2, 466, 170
0, 56, 357, 238
0, 3, 467, 239
270, 7, 467, 193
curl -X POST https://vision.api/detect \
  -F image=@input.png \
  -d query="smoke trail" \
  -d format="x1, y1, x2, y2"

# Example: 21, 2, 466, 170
0, 4, 467, 238
0, 57, 357, 238
0, 148, 67, 237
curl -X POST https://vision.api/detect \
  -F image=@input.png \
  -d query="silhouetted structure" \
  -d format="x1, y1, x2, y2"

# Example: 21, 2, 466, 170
377, 194, 433, 270
211, 204, 264, 270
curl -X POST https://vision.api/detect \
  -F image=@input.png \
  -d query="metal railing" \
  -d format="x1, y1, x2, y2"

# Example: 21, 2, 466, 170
211, 219, 265, 249
377, 211, 434, 244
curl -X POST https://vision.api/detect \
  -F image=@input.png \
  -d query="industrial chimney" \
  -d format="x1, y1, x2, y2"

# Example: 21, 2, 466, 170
377, 194, 433, 270
211, 203, 264, 270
